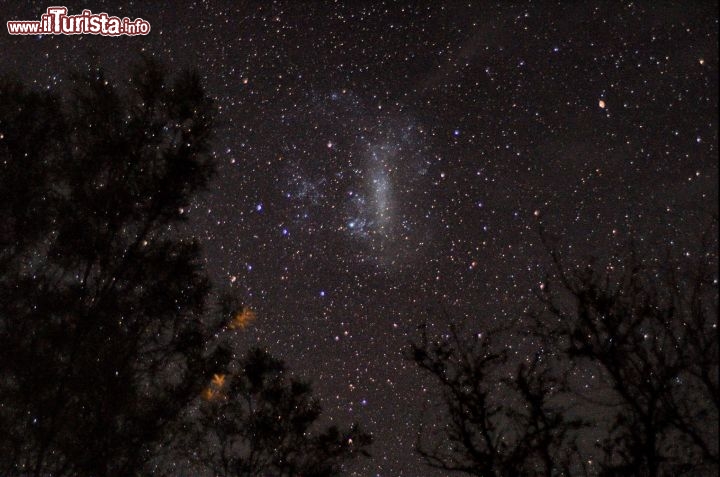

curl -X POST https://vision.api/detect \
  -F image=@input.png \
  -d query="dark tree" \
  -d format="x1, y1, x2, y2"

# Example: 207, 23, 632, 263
0, 60, 225, 477
535, 232, 718, 476
411, 229, 718, 476
411, 322, 583, 476
174, 347, 371, 477
0, 62, 371, 477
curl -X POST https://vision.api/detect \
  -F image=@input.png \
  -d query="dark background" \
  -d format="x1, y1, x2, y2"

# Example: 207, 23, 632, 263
1, 1, 717, 475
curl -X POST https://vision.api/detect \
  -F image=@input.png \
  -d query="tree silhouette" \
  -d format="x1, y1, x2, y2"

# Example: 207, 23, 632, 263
536, 232, 718, 476
171, 347, 371, 477
410, 322, 584, 476
0, 59, 225, 476
411, 230, 718, 476
0, 61, 370, 476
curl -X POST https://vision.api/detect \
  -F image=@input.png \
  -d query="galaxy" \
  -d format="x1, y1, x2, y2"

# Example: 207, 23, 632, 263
0, 1, 717, 475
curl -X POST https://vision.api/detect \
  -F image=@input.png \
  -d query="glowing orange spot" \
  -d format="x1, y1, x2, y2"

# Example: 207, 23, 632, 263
212, 373, 226, 388
202, 387, 216, 401
230, 308, 256, 329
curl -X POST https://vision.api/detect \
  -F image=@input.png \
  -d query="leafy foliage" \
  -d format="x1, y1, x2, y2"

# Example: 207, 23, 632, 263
177, 348, 371, 477
0, 61, 370, 477
0, 59, 220, 477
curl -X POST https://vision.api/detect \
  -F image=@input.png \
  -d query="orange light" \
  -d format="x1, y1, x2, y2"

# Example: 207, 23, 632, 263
202, 387, 216, 401
230, 308, 256, 329
212, 373, 226, 388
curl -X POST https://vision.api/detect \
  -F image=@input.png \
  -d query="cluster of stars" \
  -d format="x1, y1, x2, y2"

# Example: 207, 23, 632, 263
1, 1, 716, 475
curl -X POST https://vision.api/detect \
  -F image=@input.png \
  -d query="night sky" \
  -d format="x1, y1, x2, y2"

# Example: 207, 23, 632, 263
1, 1, 717, 475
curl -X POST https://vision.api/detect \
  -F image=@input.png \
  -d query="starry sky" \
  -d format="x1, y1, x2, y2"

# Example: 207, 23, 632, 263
1, 1, 717, 475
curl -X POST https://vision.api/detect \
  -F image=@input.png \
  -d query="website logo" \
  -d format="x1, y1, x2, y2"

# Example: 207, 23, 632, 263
7, 7, 150, 36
